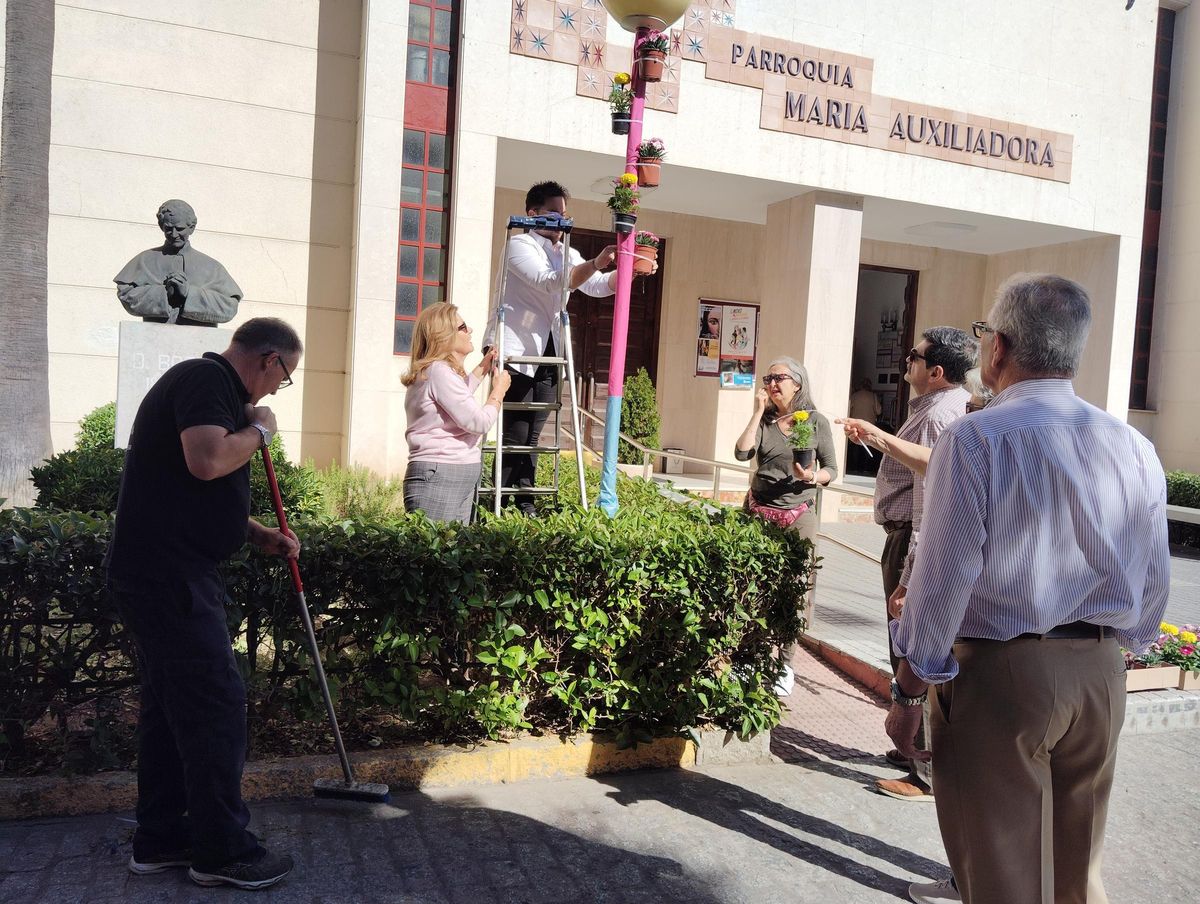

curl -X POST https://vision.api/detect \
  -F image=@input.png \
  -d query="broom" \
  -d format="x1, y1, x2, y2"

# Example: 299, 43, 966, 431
260, 445, 391, 803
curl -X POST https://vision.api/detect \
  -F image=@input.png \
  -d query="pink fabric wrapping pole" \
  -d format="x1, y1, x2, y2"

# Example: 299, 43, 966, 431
597, 26, 649, 515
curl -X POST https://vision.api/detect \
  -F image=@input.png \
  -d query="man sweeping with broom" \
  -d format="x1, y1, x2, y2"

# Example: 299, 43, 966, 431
106, 317, 303, 890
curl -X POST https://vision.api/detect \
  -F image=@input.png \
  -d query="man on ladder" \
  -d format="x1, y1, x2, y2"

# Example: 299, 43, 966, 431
483, 181, 625, 514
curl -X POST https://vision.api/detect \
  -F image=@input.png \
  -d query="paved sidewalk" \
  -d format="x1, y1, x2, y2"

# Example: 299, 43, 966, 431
3, 648, 1196, 904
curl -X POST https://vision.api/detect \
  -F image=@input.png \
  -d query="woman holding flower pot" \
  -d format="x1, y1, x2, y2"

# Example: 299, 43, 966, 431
735, 356, 837, 695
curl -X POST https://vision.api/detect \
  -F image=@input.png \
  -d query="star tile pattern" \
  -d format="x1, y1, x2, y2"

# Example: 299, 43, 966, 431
509, 0, 737, 114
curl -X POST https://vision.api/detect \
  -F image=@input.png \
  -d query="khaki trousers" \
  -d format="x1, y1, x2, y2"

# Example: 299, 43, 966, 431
880, 520, 912, 675
931, 636, 1126, 904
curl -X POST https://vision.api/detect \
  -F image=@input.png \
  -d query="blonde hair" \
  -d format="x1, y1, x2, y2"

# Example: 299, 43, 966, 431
400, 302, 466, 386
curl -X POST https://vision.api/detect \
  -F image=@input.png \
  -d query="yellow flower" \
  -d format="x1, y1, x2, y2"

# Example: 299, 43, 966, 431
614, 72, 631, 85
1181, 631, 1198, 644
1162, 622, 1180, 636
792, 410, 810, 423
619, 173, 638, 186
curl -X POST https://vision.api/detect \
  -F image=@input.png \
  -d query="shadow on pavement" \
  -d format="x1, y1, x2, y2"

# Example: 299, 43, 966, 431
594, 768, 944, 901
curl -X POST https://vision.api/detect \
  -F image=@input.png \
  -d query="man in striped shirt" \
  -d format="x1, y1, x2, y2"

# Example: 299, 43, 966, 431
887, 274, 1170, 904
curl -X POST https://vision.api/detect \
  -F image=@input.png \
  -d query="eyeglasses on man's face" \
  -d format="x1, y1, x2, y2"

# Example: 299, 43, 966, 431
972, 320, 998, 340
266, 353, 294, 389
762, 374, 794, 386
905, 348, 929, 364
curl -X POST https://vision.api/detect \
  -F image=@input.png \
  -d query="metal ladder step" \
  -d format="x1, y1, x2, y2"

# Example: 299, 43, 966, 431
505, 355, 568, 366
481, 444, 562, 455
476, 486, 561, 496
503, 401, 561, 412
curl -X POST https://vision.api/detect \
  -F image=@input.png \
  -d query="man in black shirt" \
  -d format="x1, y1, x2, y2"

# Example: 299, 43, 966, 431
107, 317, 302, 890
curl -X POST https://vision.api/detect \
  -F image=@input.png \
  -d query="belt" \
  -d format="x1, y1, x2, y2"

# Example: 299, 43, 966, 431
882, 520, 912, 533
959, 621, 1114, 643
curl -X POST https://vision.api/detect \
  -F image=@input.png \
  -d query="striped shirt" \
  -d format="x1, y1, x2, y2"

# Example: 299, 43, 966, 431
890, 379, 1171, 684
874, 385, 970, 526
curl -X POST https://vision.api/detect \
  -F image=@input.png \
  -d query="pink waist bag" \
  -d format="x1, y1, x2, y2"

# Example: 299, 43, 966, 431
746, 491, 809, 528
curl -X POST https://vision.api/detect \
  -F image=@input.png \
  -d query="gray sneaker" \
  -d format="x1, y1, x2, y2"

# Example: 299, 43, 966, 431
188, 850, 294, 890
129, 849, 191, 874
909, 877, 961, 903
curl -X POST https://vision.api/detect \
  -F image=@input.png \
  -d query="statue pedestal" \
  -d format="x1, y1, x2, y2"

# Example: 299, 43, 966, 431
115, 322, 227, 447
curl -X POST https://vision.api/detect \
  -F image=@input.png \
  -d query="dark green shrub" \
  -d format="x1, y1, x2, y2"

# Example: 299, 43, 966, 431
619, 367, 661, 464
31, 447, 126, 513
1, 464, 812, 770
1166, 470, 1200, 549
30, 432, 323, 521
75, 402, 117, 451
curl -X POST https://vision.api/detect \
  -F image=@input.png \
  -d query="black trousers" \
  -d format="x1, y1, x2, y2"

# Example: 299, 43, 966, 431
500, 338, 559, 510
111, 567, 262, 871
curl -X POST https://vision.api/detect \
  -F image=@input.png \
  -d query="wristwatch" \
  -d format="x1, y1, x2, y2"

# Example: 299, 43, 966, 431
250, 422, 272, 448
890, 678, 927, 706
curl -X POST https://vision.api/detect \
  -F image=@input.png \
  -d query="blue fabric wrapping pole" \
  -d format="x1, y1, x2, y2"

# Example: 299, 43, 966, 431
598, 393, 623, 516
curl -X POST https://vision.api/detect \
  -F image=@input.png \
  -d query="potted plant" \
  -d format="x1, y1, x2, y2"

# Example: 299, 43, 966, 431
608, 173, 640, 233
1121, 621, 1193, 691
636, 137, 666, 187
635, 29, 670, 82
787, 410, 816, 471
609, 72, 633, 135
632, 230, 660, 276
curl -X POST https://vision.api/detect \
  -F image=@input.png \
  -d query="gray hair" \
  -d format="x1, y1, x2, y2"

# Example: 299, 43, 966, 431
231, 317, 304, 356
156, 199, 197, 228
765, 356, 815, 416
989, 274, 1092, 377
963, 367, 993, 403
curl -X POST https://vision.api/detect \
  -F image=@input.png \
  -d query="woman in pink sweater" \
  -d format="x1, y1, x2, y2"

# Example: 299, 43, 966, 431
402, 303, 511, 522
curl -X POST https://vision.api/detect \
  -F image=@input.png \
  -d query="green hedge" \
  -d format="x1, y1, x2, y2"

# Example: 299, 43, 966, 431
1, 468, 811, 771
1167, 470, 1200, 549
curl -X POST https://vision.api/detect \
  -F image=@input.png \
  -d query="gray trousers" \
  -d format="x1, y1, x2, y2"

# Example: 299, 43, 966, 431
404, 460, 482, 523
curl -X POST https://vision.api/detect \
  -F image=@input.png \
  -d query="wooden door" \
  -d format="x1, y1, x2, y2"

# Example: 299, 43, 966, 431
565, 229, 663, 403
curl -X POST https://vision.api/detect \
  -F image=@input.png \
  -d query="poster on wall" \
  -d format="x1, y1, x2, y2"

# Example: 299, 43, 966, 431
695, 303, 722, 375
719, 302, 759, 389
696, 300, 759, 386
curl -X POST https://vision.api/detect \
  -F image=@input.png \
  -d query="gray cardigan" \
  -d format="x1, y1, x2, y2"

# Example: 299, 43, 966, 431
734, 410, 838, 509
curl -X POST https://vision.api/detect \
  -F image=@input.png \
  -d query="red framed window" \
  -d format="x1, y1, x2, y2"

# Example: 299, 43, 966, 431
396, 0, 457, 354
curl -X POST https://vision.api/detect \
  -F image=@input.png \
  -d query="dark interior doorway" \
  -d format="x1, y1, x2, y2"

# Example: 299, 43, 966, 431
847, 264, 918, 476
566, 228, 663, 413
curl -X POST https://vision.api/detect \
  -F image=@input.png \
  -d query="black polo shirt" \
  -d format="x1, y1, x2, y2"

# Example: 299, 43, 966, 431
106, 352, 253, 579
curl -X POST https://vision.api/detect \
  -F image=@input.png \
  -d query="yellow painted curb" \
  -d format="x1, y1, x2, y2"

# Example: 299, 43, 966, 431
0, 734, 695, 821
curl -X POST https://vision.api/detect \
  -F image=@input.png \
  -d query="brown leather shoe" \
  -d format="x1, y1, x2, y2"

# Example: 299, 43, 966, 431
874, 777, 934, 801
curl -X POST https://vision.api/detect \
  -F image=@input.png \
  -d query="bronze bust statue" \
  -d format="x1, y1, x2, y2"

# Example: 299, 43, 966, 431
114, 200, 243, 326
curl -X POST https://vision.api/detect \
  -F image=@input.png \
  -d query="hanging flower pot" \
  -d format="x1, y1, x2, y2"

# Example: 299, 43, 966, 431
635, 31, 670, 82
607, 173, 640, 234
609, 73, 633, 135
635, 137, 666, 187
633, 231, 660, 276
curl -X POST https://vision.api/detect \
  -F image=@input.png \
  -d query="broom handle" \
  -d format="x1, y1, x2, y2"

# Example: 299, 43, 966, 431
260, 444, 356, 785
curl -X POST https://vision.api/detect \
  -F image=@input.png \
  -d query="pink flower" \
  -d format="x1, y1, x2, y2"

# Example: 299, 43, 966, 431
1181, 645, 1196, 656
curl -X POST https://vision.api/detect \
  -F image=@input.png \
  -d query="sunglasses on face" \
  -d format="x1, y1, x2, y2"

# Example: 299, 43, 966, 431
972, 320, 997, 340
905, 348, 928, 364
264, 353, 294, 388
762, 374, 794, 386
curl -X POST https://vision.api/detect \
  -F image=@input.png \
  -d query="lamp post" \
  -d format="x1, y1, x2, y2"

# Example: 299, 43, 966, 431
596, 0, 688, 515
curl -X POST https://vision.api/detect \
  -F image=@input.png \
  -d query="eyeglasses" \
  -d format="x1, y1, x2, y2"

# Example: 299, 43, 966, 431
762, 374, 794, 386
905, 348, 928, 364
972, 320, 997, 340
267, 353, 294, 389
457, 322, 471, 333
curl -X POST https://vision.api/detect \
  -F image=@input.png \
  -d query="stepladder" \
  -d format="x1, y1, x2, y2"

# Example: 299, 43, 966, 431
476, 214, 589, 517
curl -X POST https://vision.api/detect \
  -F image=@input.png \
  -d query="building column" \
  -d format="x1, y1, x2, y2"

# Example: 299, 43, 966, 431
1148, 1, 1200, 472
757, 191, 864, 522
343, 0, 409, 473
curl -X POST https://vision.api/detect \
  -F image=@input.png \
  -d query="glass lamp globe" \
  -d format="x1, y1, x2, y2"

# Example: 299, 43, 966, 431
600, 0, 690, 32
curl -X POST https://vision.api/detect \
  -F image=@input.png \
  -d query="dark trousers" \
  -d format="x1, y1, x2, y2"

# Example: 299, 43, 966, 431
880, 520, 913, 675
112, 568, 261, 871
500, 338, 559, 510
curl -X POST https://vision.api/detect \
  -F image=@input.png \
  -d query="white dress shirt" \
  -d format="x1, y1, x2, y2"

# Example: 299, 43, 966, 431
485, 231, 613, 377
890, 379, 1171, 684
